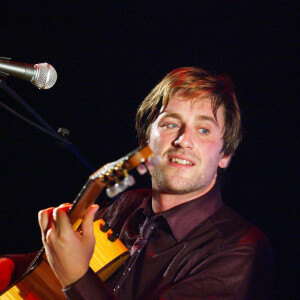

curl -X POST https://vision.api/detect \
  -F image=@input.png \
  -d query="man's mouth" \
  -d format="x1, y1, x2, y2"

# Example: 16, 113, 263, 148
170, 157, 194, 165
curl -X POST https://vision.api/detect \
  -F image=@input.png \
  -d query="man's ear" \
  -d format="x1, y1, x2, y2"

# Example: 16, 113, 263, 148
218, 154, 232, 169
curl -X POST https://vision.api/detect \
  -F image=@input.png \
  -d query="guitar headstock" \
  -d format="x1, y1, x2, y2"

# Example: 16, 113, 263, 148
90, 144, 154, 198
68, 144, 158, 226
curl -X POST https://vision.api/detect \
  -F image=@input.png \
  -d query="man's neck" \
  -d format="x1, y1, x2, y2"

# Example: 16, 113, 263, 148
151, 181, 216, 214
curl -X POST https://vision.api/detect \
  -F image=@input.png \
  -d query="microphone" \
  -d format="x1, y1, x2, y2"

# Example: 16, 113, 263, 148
0, 57, 57, 89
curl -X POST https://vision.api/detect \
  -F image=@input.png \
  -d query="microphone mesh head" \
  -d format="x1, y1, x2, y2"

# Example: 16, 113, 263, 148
32, 63, 57, 89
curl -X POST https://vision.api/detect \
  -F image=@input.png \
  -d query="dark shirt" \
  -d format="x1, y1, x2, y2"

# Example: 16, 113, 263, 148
64, 184, 273, 299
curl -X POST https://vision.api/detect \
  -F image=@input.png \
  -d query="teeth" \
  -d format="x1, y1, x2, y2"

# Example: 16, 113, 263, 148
171, 158, 193, 165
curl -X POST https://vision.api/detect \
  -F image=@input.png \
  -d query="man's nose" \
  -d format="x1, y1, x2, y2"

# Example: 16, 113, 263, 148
173, 127, 194, 148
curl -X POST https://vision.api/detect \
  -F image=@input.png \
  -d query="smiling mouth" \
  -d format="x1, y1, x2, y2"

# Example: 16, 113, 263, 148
170, 158, 194, 165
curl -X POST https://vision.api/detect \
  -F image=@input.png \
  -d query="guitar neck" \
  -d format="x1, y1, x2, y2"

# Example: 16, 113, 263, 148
68, 144, 153, 227
68, 178, 105, 226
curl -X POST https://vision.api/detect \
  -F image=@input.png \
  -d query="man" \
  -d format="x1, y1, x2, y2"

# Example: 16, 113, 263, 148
0, 67, 273, 299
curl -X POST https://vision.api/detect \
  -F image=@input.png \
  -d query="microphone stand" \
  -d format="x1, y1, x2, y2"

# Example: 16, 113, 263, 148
0, 76, 95, 172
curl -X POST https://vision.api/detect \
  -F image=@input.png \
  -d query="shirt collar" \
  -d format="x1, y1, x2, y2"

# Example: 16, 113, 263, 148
138, 184, 223, 242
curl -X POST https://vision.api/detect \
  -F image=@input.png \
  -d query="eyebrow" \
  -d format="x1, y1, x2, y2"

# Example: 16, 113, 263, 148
196, 115, 219, 127
161, 112, 219, 127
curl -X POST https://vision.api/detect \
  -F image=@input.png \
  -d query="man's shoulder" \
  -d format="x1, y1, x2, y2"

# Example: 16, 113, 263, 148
209, 205, 272, 253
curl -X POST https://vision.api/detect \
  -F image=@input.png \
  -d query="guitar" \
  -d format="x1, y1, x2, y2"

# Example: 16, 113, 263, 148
1, 145, 153, 300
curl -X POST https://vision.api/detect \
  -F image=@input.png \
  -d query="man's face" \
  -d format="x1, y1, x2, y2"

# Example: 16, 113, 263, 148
148, 91, 231, 196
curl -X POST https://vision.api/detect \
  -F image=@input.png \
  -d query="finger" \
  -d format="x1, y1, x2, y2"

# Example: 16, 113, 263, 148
53, 207, 74, 236
59, 203, 72, 207
58, 203, 72, 208
39, 203, 71, 234
38, 207, 55, 237
58, 203, 72, 215
81, 204, 99, 241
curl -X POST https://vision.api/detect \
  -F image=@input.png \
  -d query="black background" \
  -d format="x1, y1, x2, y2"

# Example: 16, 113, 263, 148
0, 2, 298, 298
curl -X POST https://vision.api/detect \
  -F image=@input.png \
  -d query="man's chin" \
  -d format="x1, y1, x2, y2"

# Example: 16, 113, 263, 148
154, 180, 203, 195
151, 168, 204, 192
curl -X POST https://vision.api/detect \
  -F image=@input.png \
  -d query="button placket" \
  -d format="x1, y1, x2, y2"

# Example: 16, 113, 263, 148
113, 218, 158, 293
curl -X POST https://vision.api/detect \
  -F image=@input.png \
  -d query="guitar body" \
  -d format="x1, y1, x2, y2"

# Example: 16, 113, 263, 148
1, 259, 64, 300
1, 219, 129, 299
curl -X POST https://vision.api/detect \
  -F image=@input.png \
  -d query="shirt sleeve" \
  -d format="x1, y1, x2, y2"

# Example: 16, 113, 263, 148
3, 252, 38, 283
63, 267, 117, 300
155, 242, 273, 300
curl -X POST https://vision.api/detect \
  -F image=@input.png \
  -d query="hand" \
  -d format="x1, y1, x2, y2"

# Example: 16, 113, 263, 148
0, 257, 15, 291
38, 203, 99, 288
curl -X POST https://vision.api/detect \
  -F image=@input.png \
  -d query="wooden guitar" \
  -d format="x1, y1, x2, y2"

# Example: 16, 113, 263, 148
1, 145, 153, 299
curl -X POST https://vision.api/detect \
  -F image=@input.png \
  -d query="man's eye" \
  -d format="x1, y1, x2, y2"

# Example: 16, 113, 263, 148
163, 123, 179, 129
198, 128, 210, 135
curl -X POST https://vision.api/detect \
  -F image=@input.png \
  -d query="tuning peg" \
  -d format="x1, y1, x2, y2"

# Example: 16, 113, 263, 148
106, 185, 119, 198
145, 155, 162, 170
106, 175, 136, 198
137, 163, 148, 175
124, 175, 135, 187
115, 180, 128, 193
